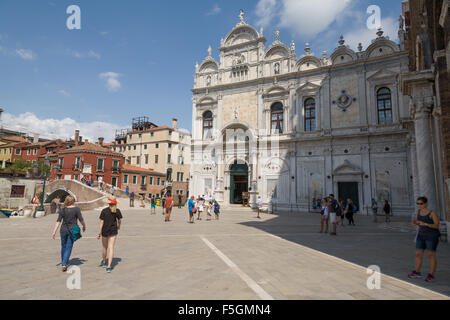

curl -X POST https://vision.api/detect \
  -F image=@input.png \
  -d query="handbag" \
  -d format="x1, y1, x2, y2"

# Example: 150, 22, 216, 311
63, 208, 82, 242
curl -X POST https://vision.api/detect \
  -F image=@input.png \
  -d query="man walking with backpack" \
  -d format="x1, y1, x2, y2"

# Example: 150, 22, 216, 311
329, 194, 339, 235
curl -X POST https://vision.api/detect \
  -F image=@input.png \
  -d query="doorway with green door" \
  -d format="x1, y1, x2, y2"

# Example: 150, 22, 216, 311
229, 162, 249, 204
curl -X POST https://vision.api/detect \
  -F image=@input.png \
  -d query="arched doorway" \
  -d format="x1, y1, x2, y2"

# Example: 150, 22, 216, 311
230, 162, 248, 204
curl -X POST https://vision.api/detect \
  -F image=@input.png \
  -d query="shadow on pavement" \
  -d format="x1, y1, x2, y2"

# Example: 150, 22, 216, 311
239, 211, 450, 297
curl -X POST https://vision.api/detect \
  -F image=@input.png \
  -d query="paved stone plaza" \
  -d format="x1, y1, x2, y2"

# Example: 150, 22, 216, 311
0, 203, 449, 300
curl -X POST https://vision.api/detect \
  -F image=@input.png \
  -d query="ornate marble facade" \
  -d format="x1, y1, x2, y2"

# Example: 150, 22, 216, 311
191, 11, 417, 215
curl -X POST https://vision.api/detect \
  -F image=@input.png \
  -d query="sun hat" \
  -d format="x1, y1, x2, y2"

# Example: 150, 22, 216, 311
107, 196, 118, 205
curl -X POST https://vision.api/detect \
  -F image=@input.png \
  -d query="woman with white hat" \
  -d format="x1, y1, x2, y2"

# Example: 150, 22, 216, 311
97, 196, 123, 273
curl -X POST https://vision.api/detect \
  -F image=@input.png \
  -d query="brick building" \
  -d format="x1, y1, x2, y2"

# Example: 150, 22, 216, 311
400, 0, 449, 223
54, 139, 125, 188
121, 165, 166, 200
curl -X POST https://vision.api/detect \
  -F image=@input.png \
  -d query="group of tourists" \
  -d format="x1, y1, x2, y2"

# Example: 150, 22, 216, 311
187, 195, 220, 223
51, 196, 122, 273
319, 194, 357, 235
371, 198, 392, 222
49, 189, 442, 283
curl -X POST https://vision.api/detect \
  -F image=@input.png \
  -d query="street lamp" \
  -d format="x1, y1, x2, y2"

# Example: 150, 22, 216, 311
34, 155, 51, 217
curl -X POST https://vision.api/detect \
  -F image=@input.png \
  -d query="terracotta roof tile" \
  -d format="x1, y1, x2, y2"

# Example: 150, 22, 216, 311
1, 136, 29, 143
59, 142, 123, 156
122, 165, 165, 175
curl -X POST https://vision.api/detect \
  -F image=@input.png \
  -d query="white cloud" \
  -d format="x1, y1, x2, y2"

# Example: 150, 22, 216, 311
100, 31, 109, 36
99, 72, 122, 92
2, 112, 123, 142
206, 4, 221, 16
344, 16, 399, 51
58, 89, 71, 97
16, 49, 36, 60
255, 0, 354, 37
255, 0, 277, 28
69, 49, 101, 59
88, 50, 101, 59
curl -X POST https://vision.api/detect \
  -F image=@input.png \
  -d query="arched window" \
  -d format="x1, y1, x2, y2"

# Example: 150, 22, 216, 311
377, 87, 393, 125
271, 102, 284, 134
304, 98, 316, 132
203, 111, 213, 139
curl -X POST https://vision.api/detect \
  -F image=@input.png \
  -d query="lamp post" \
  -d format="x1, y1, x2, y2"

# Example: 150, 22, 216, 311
34, 155, 52, 217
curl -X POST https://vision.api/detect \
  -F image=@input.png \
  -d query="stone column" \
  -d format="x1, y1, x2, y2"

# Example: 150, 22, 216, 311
289, 150, 297, 208
412, 97, 438, 211
408, 136, 420, 202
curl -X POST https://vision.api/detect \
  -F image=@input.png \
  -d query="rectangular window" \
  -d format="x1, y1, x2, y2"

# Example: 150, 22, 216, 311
149, 177, 153, 185
136, 156, 140, 165
156, 143, 159, 149
145, 155, 149, 165
155, 155, 158, 164
112, 159, 119, 170
15, 149, 21, 155
11, 185, 25, 198
167, 154, 171, 164
151, 132, 154, 137
127, 156, 131, 164
157, 178, 160, 185
134, 145, 137, 150
58, 157, 64, 168
168, 143, 172, 148
27, 149, 31, 155
128, 146, 131, 151
123, 175, 129, 184
132, 176, 137, 184
97, 158, 104, 171
33, 149, 37, 155
144, 145, 147, 150
75, 156, 81, 169
141, 176, 146, 185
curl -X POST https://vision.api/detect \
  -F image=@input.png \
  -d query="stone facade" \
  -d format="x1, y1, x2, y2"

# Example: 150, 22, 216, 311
400, 0, 450, 223
191, 10, 418, 216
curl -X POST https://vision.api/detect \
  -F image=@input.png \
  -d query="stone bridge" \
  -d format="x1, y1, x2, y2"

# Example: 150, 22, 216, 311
31, 179, 108, 214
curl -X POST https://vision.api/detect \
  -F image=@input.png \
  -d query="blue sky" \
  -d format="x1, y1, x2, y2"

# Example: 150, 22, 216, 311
0, 0, 403, 141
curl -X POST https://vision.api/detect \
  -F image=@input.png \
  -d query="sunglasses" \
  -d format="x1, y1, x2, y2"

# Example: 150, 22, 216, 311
416, 202, 424, 205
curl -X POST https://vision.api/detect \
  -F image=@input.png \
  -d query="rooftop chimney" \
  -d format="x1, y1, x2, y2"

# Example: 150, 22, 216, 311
0, 108, 3, 121
98, 137, 104, 146
172, 118, 178, 129
74, 130, 80, 146
33, 133, 39, 143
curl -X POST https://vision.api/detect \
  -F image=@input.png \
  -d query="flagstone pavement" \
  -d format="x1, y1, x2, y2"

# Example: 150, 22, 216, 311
1, 203, 449, 300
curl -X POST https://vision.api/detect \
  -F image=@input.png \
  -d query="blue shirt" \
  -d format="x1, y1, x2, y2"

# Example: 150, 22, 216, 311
188, 199, 195, 211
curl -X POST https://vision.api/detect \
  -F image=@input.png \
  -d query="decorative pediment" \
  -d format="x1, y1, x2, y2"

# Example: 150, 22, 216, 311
367, 69, 398, 81
263, 86, 289, 98
333, 160, 363, 176
296, 55, 322, 71
197, 96, 218, 106
199, 57, 219, 73
364, 38, 400, 58
296, 82, 322, 93
265, 44, 290, 60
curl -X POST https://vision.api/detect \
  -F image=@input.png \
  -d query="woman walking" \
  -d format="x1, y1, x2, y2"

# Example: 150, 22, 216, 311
320, 197, 330, 233
52, 196, 86, 272
345, 199, 356, 226
408, 197, 440, 282
97, 197, 123, 273
383, 200, 391, 223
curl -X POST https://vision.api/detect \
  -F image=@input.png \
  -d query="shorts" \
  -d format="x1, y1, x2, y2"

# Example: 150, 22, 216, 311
416, 233, 439, 252
165, 208, 172, 214
329, 212, 336, 223
189, 210, 194, 217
